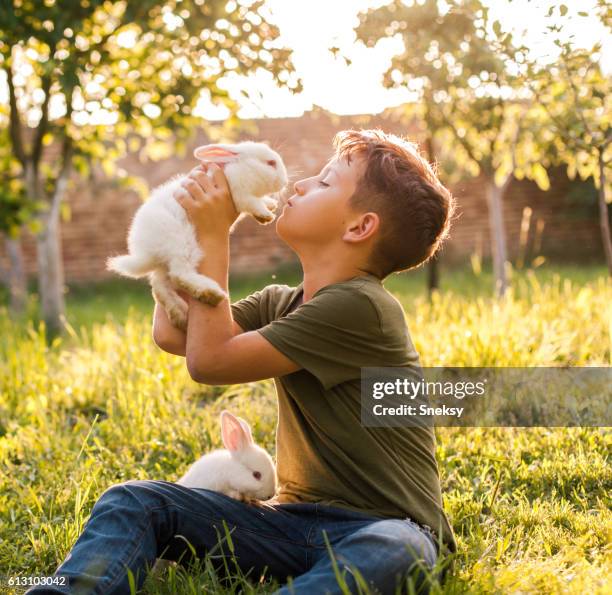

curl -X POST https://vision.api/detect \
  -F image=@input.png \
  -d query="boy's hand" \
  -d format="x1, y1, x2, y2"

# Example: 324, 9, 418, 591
173, 163, 239, 239
176, 288, 191, 304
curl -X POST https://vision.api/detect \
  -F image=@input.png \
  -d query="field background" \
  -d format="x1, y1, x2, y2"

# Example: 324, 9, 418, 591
0, 262, 610, 594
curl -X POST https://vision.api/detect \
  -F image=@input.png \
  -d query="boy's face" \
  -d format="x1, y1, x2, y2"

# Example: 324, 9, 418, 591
276, 154, 366, 251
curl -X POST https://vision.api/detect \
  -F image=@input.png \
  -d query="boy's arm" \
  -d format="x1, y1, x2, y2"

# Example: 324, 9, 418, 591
152, 299, 187, 356
173, 161, 301, 384
152, 289, 244, 357
183, 231, 301, 384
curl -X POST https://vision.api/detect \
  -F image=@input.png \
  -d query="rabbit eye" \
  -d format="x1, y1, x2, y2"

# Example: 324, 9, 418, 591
253, 471, 262, 480
266, 160, 276, 167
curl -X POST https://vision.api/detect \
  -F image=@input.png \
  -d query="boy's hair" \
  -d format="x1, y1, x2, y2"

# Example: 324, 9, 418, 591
333, 129, 456, 280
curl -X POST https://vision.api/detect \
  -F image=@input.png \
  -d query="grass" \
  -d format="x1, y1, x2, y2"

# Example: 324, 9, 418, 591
0, 261, 610, 594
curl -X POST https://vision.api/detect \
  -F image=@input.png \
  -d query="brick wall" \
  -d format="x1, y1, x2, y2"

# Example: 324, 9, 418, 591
0, 108, 604, 284
444, 168, 603, 264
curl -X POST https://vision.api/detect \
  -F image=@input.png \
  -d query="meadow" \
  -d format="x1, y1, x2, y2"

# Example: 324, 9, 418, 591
0, 261, 610, 594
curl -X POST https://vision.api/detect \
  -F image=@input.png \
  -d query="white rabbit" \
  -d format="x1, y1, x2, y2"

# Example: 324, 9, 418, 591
177, 409, 278, 501
151, 410, 277, 577
105, 142, 288, 331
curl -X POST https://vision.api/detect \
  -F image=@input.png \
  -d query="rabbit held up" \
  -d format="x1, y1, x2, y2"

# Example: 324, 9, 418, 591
105, 142, 288, 329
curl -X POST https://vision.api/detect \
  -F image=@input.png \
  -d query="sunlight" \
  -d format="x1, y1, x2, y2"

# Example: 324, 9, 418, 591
1, 0, 608, 127
115, 28, 138, 49
196, 0, 610, 120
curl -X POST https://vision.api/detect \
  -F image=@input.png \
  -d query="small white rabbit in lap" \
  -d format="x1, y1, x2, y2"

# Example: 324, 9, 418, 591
178, 409, 278, 502
152, 410, 277, 577
105, 142, 288, 331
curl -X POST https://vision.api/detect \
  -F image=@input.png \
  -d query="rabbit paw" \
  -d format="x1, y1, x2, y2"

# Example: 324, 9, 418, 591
248, 199, 276, 224
252, 211, 276, 224
167, 307, 188, 332
226, 489, 242, 500
169, 275, 227, 307
243, 496, 261, 506
238, 493, 260, 506
153, 292, 188, 332
194, 287, 227, 306
263, 197, 278, 211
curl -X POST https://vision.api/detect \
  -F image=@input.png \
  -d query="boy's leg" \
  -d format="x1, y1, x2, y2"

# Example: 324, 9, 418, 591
26, 479, 315, 595
273, 507, 438, 595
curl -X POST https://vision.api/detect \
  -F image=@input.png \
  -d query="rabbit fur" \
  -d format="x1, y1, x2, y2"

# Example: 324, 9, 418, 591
177, 410, 277, 501
105, 141, 288, 331
151, 410, 277, 576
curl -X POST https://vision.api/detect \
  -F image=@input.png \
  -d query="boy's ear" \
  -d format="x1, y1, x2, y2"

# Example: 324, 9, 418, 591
343, 212, 379, 243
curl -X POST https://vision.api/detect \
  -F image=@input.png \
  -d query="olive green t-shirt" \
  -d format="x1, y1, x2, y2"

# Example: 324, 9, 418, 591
230, 273, 456, 552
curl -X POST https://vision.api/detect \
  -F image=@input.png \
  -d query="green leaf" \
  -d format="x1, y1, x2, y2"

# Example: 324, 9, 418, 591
60, 201, 71, 223
101, 159, 115, 178
530, 162, 551, 191
559, 5, 568, 16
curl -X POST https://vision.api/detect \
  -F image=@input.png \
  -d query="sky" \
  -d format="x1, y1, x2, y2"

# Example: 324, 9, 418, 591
1, 0, 609, 123
196, 0, 611, 119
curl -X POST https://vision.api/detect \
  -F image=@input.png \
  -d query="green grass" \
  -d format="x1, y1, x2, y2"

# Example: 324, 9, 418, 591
0, 262, 610, 594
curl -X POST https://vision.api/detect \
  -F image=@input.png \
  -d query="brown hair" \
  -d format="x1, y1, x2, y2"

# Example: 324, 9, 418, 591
333, 129, 456, 280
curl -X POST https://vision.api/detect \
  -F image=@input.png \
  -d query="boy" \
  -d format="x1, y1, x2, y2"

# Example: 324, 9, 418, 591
28, 129, 456, 594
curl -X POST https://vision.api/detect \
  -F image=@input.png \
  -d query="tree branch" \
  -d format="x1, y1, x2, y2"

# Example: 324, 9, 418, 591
4, 60, 26, 165
534, 84, 593, 155
562, 58, 596, 140
510, 102, 529, 170
439, 106, 480, 166
50, 133, 73, 221
32, 73, 52, 167
50, 87, 75, 205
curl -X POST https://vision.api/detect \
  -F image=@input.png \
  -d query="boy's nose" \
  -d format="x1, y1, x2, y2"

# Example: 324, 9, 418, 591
293, 179, 305, 195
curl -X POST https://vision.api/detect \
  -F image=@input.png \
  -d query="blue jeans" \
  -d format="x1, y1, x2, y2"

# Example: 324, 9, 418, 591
26, 479, 438, 595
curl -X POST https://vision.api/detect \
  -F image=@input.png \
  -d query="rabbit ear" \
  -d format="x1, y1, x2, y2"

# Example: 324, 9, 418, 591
236, 417, 254, 445
220, 410, 249, 452
194, 145, 238, 163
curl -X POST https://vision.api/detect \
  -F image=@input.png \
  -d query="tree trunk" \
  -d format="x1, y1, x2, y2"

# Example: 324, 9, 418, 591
35, 207, 66, 340
25, 160, 68, 341
427, 256, 439, 296
485, 179, 509, 297
424, 132, 439, 297
597, 152, 612, 276
4, 235, 28, 317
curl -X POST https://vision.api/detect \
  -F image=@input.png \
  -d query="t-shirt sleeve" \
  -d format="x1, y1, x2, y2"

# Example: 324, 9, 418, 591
258, 286, 393, 390
230, 289, 266, 332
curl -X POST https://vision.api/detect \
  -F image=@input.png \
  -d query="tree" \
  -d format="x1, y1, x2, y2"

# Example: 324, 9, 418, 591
526, 4, 611, 274
0, 98, 42, 315
0, 0, 299, 338
356, 0, 552, 296
356, 0, 492, 295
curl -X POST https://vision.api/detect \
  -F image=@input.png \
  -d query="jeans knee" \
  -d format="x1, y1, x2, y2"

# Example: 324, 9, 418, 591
351, 520, 437, 585
381, 527, 437, 591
